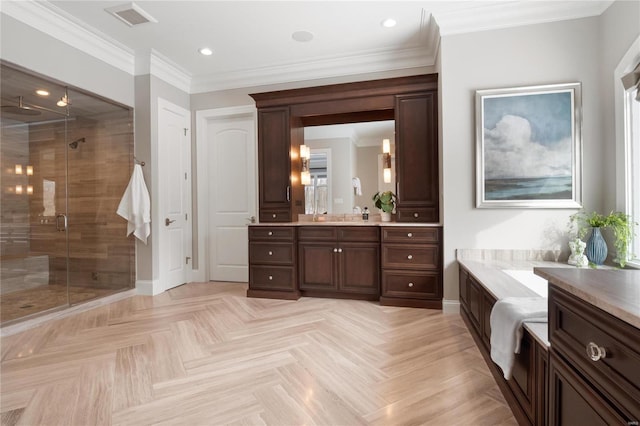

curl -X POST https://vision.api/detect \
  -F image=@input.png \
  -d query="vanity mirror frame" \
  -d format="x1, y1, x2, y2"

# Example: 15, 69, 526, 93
250, 74, 439, 223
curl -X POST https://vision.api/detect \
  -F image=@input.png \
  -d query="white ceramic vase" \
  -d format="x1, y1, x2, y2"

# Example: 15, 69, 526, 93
380, 211, 392, 222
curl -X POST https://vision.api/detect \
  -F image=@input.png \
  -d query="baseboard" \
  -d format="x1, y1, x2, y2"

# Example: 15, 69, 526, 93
136, 279, 163, 295
442, 299, 460, 314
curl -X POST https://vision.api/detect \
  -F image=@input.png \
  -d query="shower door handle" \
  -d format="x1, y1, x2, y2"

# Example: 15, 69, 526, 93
56, 214, 67, 232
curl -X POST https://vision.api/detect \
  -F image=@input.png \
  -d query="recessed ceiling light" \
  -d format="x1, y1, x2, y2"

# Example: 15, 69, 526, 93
292, 30, 314, 42
35, 89, 49, 96
381, 18, 397, 28
199, 47, 213, 56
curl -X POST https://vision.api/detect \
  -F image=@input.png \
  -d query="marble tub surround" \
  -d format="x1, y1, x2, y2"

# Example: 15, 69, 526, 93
534, 267, 640, 330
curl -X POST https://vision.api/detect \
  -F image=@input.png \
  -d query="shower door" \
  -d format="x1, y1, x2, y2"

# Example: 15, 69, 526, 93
1, 97, 71, 323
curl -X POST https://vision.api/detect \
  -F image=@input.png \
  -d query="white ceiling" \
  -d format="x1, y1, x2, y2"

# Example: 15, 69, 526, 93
2, 0, 613, 93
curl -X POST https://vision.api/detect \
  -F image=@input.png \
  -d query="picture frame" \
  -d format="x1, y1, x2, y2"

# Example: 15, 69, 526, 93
475, 82, 583, 208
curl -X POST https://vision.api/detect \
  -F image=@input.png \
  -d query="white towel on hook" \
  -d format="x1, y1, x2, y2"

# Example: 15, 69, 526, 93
117, 164, 151, 244
352, 177, 362, 196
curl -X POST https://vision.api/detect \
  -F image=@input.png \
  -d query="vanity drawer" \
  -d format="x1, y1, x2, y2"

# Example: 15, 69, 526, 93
249, 226, 294, 241
249, 242, 294, 265
337, 226, 379, 242
259, 209, 291, 223
382, 244, 439, 270
381, 227, 440, 243
395, 207, 438, 223
382, 270, 441, 299
549, 286, 640, 420
250, 266, 295, 290
298, 226, 338, 241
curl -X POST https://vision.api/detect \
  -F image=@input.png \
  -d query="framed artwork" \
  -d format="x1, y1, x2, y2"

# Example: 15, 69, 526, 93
475, 83, 582, 208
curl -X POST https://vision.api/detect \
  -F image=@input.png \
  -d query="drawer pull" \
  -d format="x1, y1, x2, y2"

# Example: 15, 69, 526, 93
586, 342, 607, 361
407, 232, 412, 237
268, 231, 273, 236
408, 282, 414, 288
407, 254, 413, 260
268, 275, 273, 280
268, 251, 273, 256
413, 213, 419, 218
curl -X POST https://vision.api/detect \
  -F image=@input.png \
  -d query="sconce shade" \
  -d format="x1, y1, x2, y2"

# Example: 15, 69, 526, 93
15, 185, 23, 194
15, 164, 23, 175
26, 165, 33, 176
300, 144, 311, 185
27, 185, 33, 195
300, 144, 310, 159
301, 170, 311, 186
382, 138, 392, 183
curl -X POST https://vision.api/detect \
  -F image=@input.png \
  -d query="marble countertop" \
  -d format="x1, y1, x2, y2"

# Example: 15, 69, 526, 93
457, 257, 560, 347
534, 267, 640, 330
250, 221, 442, 227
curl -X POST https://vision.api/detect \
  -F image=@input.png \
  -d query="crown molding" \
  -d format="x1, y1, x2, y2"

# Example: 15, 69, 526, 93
435, 0, 613, 36
1, 0, 135, 75
191, 45, 436, 94
135, 49, 191, 93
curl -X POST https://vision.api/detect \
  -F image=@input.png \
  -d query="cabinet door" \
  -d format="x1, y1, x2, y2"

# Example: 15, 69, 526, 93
339, 242, 379, 295
467, 276, 482, 334
258, 107, 291, 218
298, 242, 337, 290
548, 352, 628, 425
395, 92, 439, 222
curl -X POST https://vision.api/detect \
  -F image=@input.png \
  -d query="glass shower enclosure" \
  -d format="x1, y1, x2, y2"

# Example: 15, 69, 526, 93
1, 62, 135, 325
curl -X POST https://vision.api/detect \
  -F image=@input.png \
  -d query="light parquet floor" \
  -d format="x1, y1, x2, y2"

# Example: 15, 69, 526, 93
0, 282, 516, 425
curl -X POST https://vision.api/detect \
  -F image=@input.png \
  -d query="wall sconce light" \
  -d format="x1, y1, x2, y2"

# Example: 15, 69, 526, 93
15, 185, 23, 195
382, 138, 392, 183
300, 144, 311, 186
15, 164, 23, 175
26, 165, 33, 176
27, 185, 33, 195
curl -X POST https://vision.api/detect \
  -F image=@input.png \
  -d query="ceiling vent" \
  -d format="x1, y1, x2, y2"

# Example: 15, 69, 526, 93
105, 2, 157, 27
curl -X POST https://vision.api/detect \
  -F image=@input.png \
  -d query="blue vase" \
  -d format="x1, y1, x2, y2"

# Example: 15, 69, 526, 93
586, 227, 608, 265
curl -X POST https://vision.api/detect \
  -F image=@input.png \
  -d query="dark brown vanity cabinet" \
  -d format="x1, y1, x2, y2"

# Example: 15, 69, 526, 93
298, 226, 380, 299
248, 226, 300, 299
395, 92, 439, 223
548, 285, 640, 425
251, 74, 440, 225
380, 227, 442, 308
257, 107, 293, 222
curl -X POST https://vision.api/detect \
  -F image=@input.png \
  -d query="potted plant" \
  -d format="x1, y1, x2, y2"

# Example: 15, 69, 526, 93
372, 191, 396, 222
569, 210, 637, 267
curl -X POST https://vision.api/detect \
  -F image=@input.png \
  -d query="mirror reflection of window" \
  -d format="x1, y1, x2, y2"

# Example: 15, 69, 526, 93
305, 152, 329, 214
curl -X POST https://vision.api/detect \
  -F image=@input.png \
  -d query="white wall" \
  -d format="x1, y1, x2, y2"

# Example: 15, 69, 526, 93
440, 17, 603, 302
0, 14, 134, 107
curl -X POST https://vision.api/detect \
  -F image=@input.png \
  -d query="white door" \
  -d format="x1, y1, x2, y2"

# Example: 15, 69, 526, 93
207, 114, 256, 282
158, 99, 192, 291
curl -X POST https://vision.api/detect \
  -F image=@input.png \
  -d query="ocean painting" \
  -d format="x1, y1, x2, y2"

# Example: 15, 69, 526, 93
476, 83, 582, 208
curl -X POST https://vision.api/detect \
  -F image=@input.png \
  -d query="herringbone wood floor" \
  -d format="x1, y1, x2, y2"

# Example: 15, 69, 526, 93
0, 282, 516, 425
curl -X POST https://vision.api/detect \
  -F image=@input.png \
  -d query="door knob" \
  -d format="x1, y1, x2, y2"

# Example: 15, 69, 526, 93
247, 216, 256, 224
165, 218, 176, 226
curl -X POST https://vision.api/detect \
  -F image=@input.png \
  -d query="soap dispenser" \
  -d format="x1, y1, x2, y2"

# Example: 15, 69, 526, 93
362, 207, 369, 221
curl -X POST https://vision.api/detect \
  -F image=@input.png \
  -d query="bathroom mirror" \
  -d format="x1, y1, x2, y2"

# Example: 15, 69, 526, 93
304, 120, 395, 214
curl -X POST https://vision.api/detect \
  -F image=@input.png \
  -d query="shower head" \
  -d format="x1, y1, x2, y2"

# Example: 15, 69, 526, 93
69, 137, 85, 149
1, 96, 41, 116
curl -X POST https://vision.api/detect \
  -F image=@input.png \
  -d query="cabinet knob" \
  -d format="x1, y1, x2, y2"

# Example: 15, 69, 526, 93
408, 282, 414, 288
268, 251, 273, 256
272, 213, 277, 218
407, 232, 412, 238
586, 342, 607, 361
268, 275, 273, 280
407, 254, 413, 260
413, 213, 419, 218
338, 248, 343, 253
268, 231, 273, 236
333, 248, 338, 253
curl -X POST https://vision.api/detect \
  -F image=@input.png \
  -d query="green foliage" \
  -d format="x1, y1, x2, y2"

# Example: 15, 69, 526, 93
372, 191, 396, 213
569, 210, 638, 268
